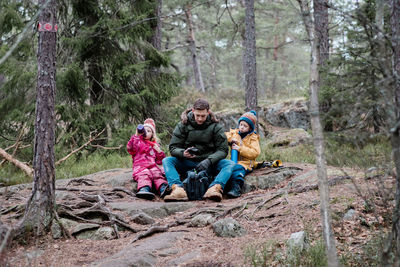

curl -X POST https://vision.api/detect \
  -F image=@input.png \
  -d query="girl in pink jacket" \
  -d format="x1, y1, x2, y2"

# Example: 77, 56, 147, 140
127, 118, 168, 200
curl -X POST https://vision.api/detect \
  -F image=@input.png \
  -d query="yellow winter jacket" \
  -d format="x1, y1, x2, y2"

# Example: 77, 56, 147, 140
225, 128, 261, 171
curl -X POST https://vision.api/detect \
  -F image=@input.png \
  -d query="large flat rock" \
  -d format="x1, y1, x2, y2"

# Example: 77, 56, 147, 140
109, 201, 195, 219
91, 231, 185, 267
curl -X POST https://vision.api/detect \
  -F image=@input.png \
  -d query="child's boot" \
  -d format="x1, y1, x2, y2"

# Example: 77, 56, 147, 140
136, 186, 155, 200
227, 179, 244, 198
159, 183, 171, 198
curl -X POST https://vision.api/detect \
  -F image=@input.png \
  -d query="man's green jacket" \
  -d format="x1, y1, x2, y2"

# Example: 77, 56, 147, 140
169, 111, 228, 164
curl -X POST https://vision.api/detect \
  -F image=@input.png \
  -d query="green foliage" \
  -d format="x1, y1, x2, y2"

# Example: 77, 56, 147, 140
260, 132, 391, 169
320, 0, 390, 132
244, 239, 327, 267
0, 151, 132, 186
340, 233, 394, 266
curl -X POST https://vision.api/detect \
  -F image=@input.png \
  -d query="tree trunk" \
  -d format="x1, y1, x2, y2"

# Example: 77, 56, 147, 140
391, 0, 400, 264
313, 0, 329, 66
184, 4, 205, 92
19, 0, 57, 236
271, 15, 279, 94
244, 0, 257, 111
150, 0, 162, 51
297, 0, 339, 266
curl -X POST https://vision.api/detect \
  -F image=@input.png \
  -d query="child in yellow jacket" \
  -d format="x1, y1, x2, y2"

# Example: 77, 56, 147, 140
225, 110, 260, 198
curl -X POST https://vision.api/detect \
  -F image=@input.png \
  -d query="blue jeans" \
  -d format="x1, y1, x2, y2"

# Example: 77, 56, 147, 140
162, 157, 235, 190
230, 164, 247, 182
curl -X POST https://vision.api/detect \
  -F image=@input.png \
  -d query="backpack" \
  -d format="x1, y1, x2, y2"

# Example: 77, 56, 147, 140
183, 170, 212, 200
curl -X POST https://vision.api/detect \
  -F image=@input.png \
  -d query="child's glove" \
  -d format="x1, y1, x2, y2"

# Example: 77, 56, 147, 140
195, 159, 211, 172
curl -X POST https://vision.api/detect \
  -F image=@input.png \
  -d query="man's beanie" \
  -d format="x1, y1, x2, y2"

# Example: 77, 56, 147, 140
238, 110, 257, 131
143, 118, 156, 133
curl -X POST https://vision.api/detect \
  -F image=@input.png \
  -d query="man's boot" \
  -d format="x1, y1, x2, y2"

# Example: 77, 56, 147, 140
164, 184, 188, 202
203, 184, 223, 202
136, 186, 155, 200
226, 179, 244, 198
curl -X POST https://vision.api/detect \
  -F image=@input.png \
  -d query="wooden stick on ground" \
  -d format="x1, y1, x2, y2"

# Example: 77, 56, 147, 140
0, 147, 33, 177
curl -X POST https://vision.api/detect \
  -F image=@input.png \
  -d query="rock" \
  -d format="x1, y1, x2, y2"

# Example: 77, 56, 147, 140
75, 227, 116, 240
268, 128, 311, 147
92, 231, 185, 267
55, 191, 76, 201
167, 250, 202, 266
157, 248, 179, 257
189, 214, 215, 227
106, 171, 134, 188
131, 212, 155, 225
343, 209, 357, 220
109, 201, 194, 220
92, 227, 116, 240
51, 218, 79, 239
26, 249, 45, 260
246, 167, 301, 190
287, 231, 307, 252
72, 223, 100, 235
212, 217, 246, 237
262, 99, 310, 130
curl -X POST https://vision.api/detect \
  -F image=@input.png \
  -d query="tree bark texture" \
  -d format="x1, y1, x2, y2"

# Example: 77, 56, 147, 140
271, 14, 279, 94
150, 0, 162, 51
185, 4, 205, 93
391, 0, 400, 264
297, 0, 339, 266
313, 0, 329, 66
20, 0, 57, 236
244, 0, 257, 111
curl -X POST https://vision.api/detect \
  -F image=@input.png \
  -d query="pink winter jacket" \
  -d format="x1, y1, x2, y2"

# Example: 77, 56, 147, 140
126, 135, 166, 176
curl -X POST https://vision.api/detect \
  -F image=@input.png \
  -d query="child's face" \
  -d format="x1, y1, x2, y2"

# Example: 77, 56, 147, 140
239, 121, 250, 133
144, 126, 153, 140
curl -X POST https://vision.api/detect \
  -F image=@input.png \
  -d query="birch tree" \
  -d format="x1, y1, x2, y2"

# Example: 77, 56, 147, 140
185, 3, 205, 92
296, 0, 338, 265
390, 0, 400, 264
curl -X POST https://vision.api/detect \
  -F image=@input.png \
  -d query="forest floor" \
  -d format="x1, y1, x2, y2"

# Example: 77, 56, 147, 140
0, 162, 394, 266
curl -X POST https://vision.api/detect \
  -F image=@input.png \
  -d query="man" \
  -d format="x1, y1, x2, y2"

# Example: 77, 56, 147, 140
162, 98, 235, 202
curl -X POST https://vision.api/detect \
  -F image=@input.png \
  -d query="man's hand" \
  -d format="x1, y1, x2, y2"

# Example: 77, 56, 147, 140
183, 148, 196, 159
195, 159, 211, 172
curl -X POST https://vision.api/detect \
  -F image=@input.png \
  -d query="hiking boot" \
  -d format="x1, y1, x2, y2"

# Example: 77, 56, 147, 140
136, 186, 155, 200
159, 183, 170, 198
226, 179, 244, 198
203, 184, 223, 202
164, 184, 188, 202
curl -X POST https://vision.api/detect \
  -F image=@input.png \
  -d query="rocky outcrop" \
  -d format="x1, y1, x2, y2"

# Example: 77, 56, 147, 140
261, 98, 310, 130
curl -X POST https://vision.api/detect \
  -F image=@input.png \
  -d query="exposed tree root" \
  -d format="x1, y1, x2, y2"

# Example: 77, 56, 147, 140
130, 222, 179, 244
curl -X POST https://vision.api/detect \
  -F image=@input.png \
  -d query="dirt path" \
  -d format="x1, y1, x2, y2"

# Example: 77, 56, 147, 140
1, 164, 393, 266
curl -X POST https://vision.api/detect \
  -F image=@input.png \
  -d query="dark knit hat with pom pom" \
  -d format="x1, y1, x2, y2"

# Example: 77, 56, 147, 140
238, 110, 257, 132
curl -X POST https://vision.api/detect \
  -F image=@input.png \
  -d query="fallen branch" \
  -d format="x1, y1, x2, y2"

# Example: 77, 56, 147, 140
0, 147, 33, 177
55, 128, 106, 166
89, 144, 123, 150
